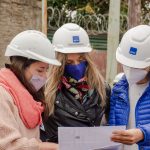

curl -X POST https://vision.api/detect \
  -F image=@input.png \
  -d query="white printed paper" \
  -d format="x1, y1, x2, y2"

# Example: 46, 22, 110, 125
58, 126, 125, 150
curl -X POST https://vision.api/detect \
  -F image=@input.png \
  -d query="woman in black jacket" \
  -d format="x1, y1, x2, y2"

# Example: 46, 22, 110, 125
41, 23, 111, 143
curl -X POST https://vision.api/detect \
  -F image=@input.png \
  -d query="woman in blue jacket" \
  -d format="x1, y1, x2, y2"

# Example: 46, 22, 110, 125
109, 25, 150, 150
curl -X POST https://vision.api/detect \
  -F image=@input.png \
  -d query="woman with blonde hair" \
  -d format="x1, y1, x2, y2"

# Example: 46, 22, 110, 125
0, 30, 61, 150
41, 23, 110, 143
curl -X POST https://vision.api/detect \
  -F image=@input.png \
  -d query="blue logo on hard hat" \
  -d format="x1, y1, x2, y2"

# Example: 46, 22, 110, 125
129, 47, 137, 55
73, 36, 80, 43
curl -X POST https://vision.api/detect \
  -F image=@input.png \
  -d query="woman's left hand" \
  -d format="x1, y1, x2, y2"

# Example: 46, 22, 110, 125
111, 129, 144, 145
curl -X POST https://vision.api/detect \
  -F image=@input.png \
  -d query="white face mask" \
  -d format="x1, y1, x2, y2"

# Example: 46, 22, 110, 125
123, 65, 148, 85
30, 74, 47, 91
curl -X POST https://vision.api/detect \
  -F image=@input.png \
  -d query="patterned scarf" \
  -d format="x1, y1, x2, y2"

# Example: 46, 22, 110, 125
59, 76, 90, 101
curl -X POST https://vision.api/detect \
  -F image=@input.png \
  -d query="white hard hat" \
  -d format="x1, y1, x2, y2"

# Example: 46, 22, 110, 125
5, 30, 61, 66
113, 72, 124, 83
116, 25, 150, 68
52, 23, 92, 53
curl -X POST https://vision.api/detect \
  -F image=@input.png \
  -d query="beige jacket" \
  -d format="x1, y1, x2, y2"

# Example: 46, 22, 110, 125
0, 86, 40, 150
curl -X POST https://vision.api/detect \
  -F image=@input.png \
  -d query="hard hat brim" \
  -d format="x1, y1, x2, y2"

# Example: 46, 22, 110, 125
5, 45, 61, 66
26, 50, 61, 66
116, 48, 149, 69
54, 46, 92, 53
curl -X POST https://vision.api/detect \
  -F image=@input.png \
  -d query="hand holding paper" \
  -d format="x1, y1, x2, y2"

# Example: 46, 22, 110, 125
111, 128, 144, 145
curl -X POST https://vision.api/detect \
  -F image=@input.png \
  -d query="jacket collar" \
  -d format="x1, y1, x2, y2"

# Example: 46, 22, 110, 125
113, 75, 150, 103
112, 75, 129, 103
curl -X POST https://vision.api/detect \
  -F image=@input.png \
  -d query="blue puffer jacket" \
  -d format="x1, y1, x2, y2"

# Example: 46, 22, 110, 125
109, 76, 150, 150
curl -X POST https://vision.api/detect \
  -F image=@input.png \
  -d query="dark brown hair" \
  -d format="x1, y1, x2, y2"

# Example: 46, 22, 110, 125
6, 56, 45, 105
146, 71, 150, 81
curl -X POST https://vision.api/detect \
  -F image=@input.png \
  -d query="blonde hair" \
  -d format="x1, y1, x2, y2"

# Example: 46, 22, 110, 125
45, 51, 106, 117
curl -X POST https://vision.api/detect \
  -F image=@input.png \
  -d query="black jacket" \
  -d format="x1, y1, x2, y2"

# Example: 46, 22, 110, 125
41, 85, 111, 143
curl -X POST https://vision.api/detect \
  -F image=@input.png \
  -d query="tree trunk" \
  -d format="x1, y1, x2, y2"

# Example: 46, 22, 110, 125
128, 0, 141, 29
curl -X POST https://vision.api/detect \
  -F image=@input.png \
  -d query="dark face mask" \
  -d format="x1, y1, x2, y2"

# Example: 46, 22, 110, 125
64, 61, 88, 81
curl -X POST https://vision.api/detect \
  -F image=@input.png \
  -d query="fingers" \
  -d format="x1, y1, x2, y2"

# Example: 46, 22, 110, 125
111, 129, 143, 144
111, 133, 135, 144
111, 138, 134, 145
112, 130, 129, 136
111, 130, 135, 144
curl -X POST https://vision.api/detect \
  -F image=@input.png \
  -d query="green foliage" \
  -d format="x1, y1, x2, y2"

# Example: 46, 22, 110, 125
47, 0, 128, 15
48, 0, 88, 10
47, 0, 150, 29
48, 0, 150, 16
142, 0, 150, 15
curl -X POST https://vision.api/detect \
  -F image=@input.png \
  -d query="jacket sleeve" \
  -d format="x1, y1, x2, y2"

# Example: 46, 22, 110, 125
138, 124, 150, 145
108, 88, 116, 125
0, 86, 39, 150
